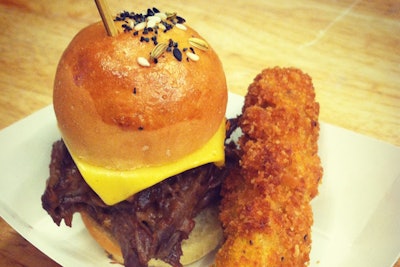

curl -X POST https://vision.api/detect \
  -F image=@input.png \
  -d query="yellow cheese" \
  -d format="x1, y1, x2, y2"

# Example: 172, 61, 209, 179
70, 121, 226, 205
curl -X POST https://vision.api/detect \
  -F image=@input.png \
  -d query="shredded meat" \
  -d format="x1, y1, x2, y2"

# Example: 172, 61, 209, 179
42, 137, 237, 267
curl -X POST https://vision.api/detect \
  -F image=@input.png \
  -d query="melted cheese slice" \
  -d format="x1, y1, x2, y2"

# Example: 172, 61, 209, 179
70, 121, 226, 205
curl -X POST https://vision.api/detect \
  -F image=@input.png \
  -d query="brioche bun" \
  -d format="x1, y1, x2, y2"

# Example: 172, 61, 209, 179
81, 206, 223, 266
53, 21, 227, 170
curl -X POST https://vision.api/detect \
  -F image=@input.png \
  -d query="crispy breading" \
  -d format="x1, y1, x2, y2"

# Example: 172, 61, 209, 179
215, 67, 323, 266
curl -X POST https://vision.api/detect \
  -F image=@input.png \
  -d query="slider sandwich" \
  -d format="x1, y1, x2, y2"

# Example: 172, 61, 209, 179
42, 7, 230, 267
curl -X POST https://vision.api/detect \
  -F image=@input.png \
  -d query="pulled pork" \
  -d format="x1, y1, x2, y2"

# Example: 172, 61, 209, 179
42, 127, 238, 267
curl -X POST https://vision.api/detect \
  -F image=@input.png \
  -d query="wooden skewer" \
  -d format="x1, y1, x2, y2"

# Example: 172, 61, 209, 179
94, 0, 118, 37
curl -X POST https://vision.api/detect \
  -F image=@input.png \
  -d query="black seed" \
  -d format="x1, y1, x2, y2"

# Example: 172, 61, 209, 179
122, 24, 132, 32
146, 8, 154, 16
173, 48, 182, 61
176, 16, 186, 24
161, 21, 173, 32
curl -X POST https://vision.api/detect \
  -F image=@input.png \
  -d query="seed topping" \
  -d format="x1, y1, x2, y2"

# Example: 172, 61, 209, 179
137, 57, 150, 67
188, 37, 209, 51
150, 43, 168, 62
134, 21, 146, 31
173, 47, 182, 61
186, 51, 199, 61
114, 7, 208, 67
175, 23, 187, 31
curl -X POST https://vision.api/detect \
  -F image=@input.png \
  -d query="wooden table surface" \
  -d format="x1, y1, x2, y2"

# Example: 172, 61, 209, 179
0, 0, 399, 266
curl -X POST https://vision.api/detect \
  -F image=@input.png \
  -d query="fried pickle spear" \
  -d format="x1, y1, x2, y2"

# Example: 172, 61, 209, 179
215, 67, 323, 266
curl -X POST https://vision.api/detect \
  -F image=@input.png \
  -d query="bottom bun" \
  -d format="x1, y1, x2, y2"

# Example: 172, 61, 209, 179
81, 206, 223, 266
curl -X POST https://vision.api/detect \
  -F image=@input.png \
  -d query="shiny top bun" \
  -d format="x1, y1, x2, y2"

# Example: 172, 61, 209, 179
53, 15, 227, 170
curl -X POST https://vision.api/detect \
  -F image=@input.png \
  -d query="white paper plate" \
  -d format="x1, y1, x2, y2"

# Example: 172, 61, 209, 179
0, 92, 399, 267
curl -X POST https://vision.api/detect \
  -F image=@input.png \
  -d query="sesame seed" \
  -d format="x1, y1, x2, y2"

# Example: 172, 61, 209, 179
168, 39, 178, 48
147, 15, 162, 23
175, 23, 187, 31
140, 36, 150, 42
147, 19, 157, 29
137, 57, 150, 67
134, 21, 146, 31
157, 23, 166, 31
122, 24, 132, 32
186, 51, 199, 61
146, 8, 154, 17
115, 8, 197, 65
154, 12, 167, 20
161, 21, 173, 32
176, 16, 186, 24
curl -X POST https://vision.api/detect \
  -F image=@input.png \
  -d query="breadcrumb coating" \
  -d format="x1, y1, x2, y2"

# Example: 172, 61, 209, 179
215, 67, 323, 266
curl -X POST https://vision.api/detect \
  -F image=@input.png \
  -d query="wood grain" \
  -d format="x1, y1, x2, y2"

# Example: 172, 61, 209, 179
0, 221, 60, 266
0, 0, 399, 266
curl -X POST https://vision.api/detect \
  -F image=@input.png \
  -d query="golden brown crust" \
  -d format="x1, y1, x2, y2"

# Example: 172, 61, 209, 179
53, 21, 227, 170
215, 67, 323, 266
81, 206, 223, 266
